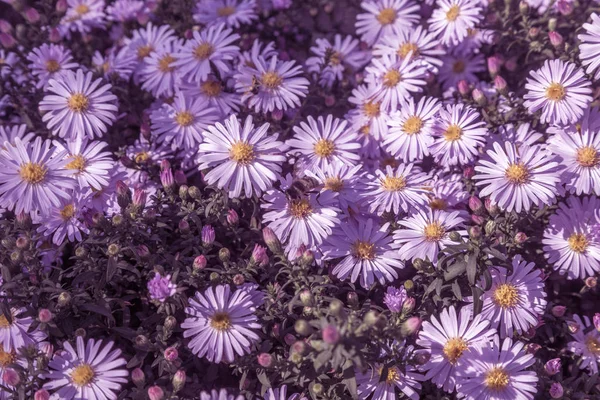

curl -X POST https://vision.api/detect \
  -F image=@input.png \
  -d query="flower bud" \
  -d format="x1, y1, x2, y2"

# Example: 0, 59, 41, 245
34, 389, 50, 400
557, 1, 573, 15
312, 383, 323, 395
526, 343, 541, 354
548, 17, 557, 31
548, 31, 563, 48
193, 255, 207, 271
295, 319, 312, 336
257, 353, 274, 367
233, 274, 245, 285
15, 212, 32, 229
472, 88, 487, 106
545, 358, 561, 376
401, 316, 421, 336
219, 248, 231, 262
363, 310, 379, 326
485, 198, 500, 216
15, 236, 29, 250
594, 313, 600, 331
135, 334, 149, 347
201, 225, 215, 245
329, 299, 343, 316
132, 188, 146, 210
0, 33, 16, 48
457, 80, 470, 96
301, 250, 315, 266
2, 368, 19, 386
463, 165, 475, 179
402, 297, 416, 314
551, 305, 566, 317
283, 333, 296, 346
160, 165, 175, 192
299, 289, 313, 306
468, 196, 483, 213
519, 1, 529, 14
448, 231, 462, 242
173, 369, 186, 392
57, 292, 71, 307
585, 276, 597, 288
494, 75, 507, 93
347, 291, 359, 307
250, 244, 268, 266
38, 309, 52, 323
514, 232, 528, 244
164, 315, 177, 331
322, 325, 340, 344
178, 184, 188, 199
132, 368, 145, 387
164, 347, 178, 362
174, 170, 187, 185
484, 220, 496, 235
0, 20, 12, 33
469, 226, 482, 239
148, 386, 165, 400
107, 243, 120, 256
487, 56, 502, 76
178, 219, 190, 233
549, 382, 563, 399
263, 227, 282, 254
188, 185, 201, 200
115, 180, 131, 209
324, 95, 335, 107
227, 209, 239, 225
24, 7, 40, 23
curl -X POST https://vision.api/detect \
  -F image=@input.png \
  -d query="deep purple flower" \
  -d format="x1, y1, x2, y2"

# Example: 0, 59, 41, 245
147, 273, 176, 302
545, 358, 561, 375
201, 225, 215, 245
383, 286, 407, 313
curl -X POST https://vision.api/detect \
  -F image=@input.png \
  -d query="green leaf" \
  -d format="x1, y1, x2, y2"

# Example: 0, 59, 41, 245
467, 253, 478, 285
472, 286, 483, 316
444, 262, 466, 281
452, 281, 462, 300
342, 361, 358, 399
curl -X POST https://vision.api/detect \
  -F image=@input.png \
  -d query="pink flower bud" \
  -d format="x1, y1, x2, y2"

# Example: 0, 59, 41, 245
137, 12, 150, 25
494, 75, 507, 92
251, 244, 268, 266
2, 368, 19, 386
487, 55, 502, 76
594, 313, 600, 332
263, 227, 282, 253
38, 308, 52, 323
528, 27, 540, 38
148, 386, 165, 400
557, 0, 573, 15
0, 20, 12, 33
257, 353, 274, 367
463, 165, 475, 178
56, 0, 68, 13
469, 226, 482, 238
178, 219, 190, 233
324, 95, 335, 107
272, 109, 284, 121
585, 276, 597, 288
402, 297, 416, 314
514, 232, 528, 244
132, 188, 147, 209
172, 369, 186, 392
468, 196, 483, 213
160, 165, 174, 190
549, 382, 563, 399
34, 390, 50, 400
485, 198, 500, 216
0, 33, 16, 48
551, 305, 566, 317
401, 316, 421, 336
131, 368, 145, 387
548, 31, 563, 48
24, 7, 40, 23
544, 358, 561, 375
472, 88, 487, 106
457, 80, 470, 96
193, 255, 207, 270
322, 325, 340, 344
227, 209, 239, 225
471, 215, 485, 225
164, 347, 178, 362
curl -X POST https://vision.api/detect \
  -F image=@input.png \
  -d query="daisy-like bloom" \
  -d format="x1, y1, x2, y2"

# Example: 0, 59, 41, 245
264, 385, 300, 400
37, 192, 90, 245
59, 0, 106, 38
39, 69, 118, 140
194, 0, 257, 28
346, 84, 390, 158
182, 285, 261, 363
238, 39, 277, 70
200, 389, 244, 400
140, 41, 182, 98
126, 23, 176, 74
472, 255, 547, 338
361, 164, 429, 216
429, 103, 487, 167
125, 137, 173, 184
0, 124, 35, 147
373, 26, 444, 73
474, 141, 562, 213
365, 53, 428, 112
393, 208, 466, 263
384, 96, 441, 163
428, 0, 483, 46
173, 23, 240, 84
151, 92, 219, 151
305, 35, 368, 89
542, 196, 600, 280
92, 47, 137, 80
180, 75, 241, 117
287, 115, 360, 171
106, 0, 144, 22
497, 122, 542, 149
0, 308, 40, 352
197, 115, 286, 198
54, 138, 113, 190
322, 218, 404, 289
304, 163, 364, 212
425, 172, 469, 212
438, 50, 485, 91
355, 0, 420, 46
0, 50, 18, 80
262, 177, 340, 250
43, 336, 128, 400
235, 55, 309, 113
523, 59, 593, 126
0, 137, 75, 215
416, 306, 495, 392
356, 363, 423, 400
579, 13, 600, 81
567, 314, 600, 374
27, 44, 79, 89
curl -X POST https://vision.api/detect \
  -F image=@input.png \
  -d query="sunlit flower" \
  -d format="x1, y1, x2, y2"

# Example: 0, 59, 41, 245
54, 137, 113, 190
59, 0, 106, 38
428, 0, 483, 46
0, 308, 41, 352
579, 13, 600, 81
27, 44, 79, 89
567, 314, 600, 374
355, 0, 420, 45
0, 124, 35, 147
346, 84, 390, 158
356, 362, 424, 400
140, 41, 182, 98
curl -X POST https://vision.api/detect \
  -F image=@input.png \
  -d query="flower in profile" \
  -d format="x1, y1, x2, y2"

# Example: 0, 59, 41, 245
0, 137, 75, 215
39, 69, 118, 140
173, 23, 240, 84
147, 273, 176, 302
59, 0, 106, 38
428, 0, 483, 46
474, 141, 562, 213
151, 92, 219, 151
393, 208, 466, 263
236, 55, 309, 113
567, 314, 600, 374
0, 124, 35, 147
92, 47, 137, 80
383, 285, 407, 313
264, 385, 300, 400
43, 336, 128, 399
456, 337, 538, 399
0, 308, 41, 352
182, 285, 260, 363
304, 163, 364, 212
27, 44, 78, 89
200, 389, 244, 400
472, 255, 547, 338
542, 196, 600, 280
578, 13, 600, 81
287, 115, 360, 171
323, 218, 404, 288
37, 192, 89, 245
438, 50, 485, 91
197, 115, 286, 198
356, 362, 424, 400
140, 41, 182, 98
355, 0, 420, 45
385, 96, 441, 163
180, 75, 241, 117
194, 0, 257, 28
416, 306, 495, 392
361, 164, 430, 216
523, 59, 592, 126
54, 137, 113, 190
425, 172, 469, 212
429, 103, 487, 167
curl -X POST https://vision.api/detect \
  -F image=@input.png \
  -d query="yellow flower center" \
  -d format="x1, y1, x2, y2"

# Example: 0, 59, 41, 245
0, 349, 16, 367
360, 125, 370, 136
398, 42, 420, 58
363, 101, 380, 118
376, 8, 396, 25
424, 222, 445, 241
324, 177, 343, 192
351, 240, 376, 260
19, 162, 47, 184
194, 43, 214, 60
443, 337, 468, 364
67, 93, 89, 112
289, 199, 312, 219
60, 204, 75, 220
46, 59, 60, 73
446, 5, 461, 21
568, 233, 589, 253
383, 69, 402, 88
217, 6, 236, 16
229, 142, 255, 165
505, 163, 530, 185
385, 367, 399, 384
381, 175, 406, 191
210, 312, 232, 331
71, 364, 95, 386
429, 198, 447, 211
484, 367, 510, 391
158, 55, 176, 72
0, 314, 12, 328
135, 151, 150, 164
65, 155, 86, 172
577, 146, 599, 167
262, 72, 283, 90
444, 125, 462, 141
329, 50, 342, 66
403, 116, 423, 135
586, 336, 600, 355
201, 81, 222, 97
314, 139, 336, 158
452, 60, 465, 73
493, 283, 519, 308
175, 111, 194, 127
75, 4, 89, 15
137, 45, 154, 59
545, 82, 566, 101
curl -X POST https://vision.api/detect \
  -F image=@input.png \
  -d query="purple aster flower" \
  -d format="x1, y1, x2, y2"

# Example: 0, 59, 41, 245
383, 286, 407, 312
0, 137, 75, 215
147, 273, 176, 302
287, 115, 360, 171
194, 0, 258, 28
59, 0, 106, 38
438, 50, 485, 91
428, 0, 483, 46
425, 172, 469, 212
126, 23, 176, 73
346, 84, 390, 158
322, 218, 405, 289
568, 314, 600, 374
53, 137, 113, 190
39, 69, 118, 140
202, 225, 216, 245
197, 115, 286, 198
235, 55, 309, 113
0, 308, 41, 352
182, 285, 260, 363
542, 196, 600, 280
180, 75, 241, 117
497, 122, 543, 149
416, 306, 495, 392
264, 385, 300, 400
544, 358, 561, 375
37, 192, 90, 245
304, 163, 364, 212
140, 41, 182, 98
106, 0, 144, 22
26, 44, 78, 89
44, 336, 128, 399
92, 47, 136, 80
523, 59, 593, 126
474, 141, 562, 213
578, 13, 600, 81
238, 39, 277, 69
0, 50, 18, 80
355, 0, 420, 46
200, 389, 244, 400
0, 124, 35, 147
356, 362, 424, 400
456, 337, 538, 400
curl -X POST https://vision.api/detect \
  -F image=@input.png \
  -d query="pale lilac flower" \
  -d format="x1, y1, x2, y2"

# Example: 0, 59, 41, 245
0, 124, 35, 147
27, 44, 78, 89
568, 314, 600, 374
180, 75, 241, 117
92, 47, 136, 80
383, 286, 407, 312
0, 50, 17, 80
0, 308, 41, 352
304, 163, 364, 212
346, 84, 390, 158
140, 41, 182, 98
356, 363, 423, 400
428, 0, 483, 46
355, 0, 420, 46
194, 0, 257, 28
147, 273, 176, 302
425, 172, 469, 212
578, 13, 600, 80
126, 23, 176, 74
37, 192, 89, 245
200, 389, 244, 400
438, 50, 485, 91
54, 137, 113, 190
59, 0, 106, 38
497, 122, 543, 149
106, 0, 144, 22
238, 39, 277, 69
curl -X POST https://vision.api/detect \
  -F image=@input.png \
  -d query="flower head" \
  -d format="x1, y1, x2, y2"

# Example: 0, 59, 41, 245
568, 314, 600, 374
27, 44, 78, 89
194, 0, 257, 28
428, 0, 483, 46
147, 273, 176, 302
355, 0, 420, 45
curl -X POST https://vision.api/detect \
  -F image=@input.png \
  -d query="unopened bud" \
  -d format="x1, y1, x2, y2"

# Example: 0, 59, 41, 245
173, 369, 186, 392
178, 219, 190, 233
472, 88, 487, 106
219, 248, 231, 262
115, 180, 131, 209
322, 325, 340, 345
34, 389, 50, 400
586, 276, 597, 288
528, 27, 540, 39
363, 310, 379, 326
346, 291, 359, 307
227, 209, 239, 225
0, 33, 16, 48
551, 305, 566, 318
514, 232, 528, 244
401, 316, 422, 336
463, 165, 475, 179
188, 186, 201, 200
164, 316, 177, 331
233, 274, 245, 285
107, 243, 120, 256
329, 299, 343, 315
494, 76, 507, 93
257, 353, 274, 367
295, 319, 312, 336
468, 196, 483, 213
457, 80, 470, 96
402, 297, 416, 314
487, 56, 502, 76
469, 226, 482, 239
549, 383, 563, 399
262, 227, 281, 254
300, 289, 313, 306
548, 31, 563, 48
448, 231, 462, 242
38, 309, 52, 323
193, 255, 207, 270
56, 0, 67, 12
548, 17, 557, 31
57, 292, 71, 307
135, 334, 149, 347
164, 347, 178, 362
544, 358, 561, 376
484, 220, 496, 235
312, 383, 323, 395
148, 386, 164, 400
2, 368, 19, 386
131, 368, 145, 387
